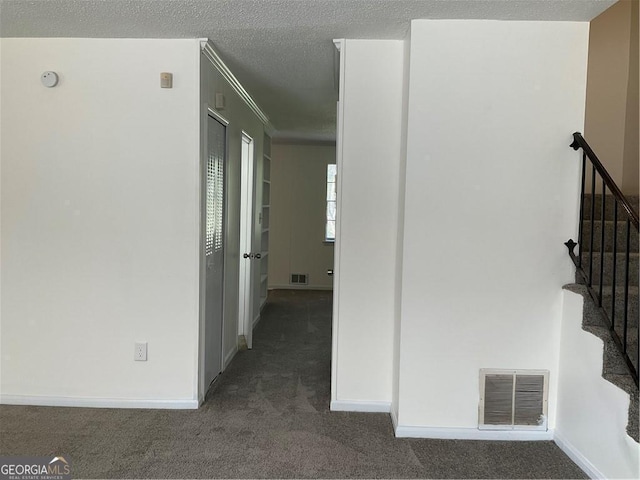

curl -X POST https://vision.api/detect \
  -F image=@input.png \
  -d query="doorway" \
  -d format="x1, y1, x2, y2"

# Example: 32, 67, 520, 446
203, 113, 227, 390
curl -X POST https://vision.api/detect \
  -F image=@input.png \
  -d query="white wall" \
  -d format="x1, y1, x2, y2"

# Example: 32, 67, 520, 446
396, 20, 589, 431
332, 40, 405, 410
391, 33, 411, 425
200, 53, 265, 382
269, 143, 335, 290
555, 290, 639, 479
1, 38, 202, 407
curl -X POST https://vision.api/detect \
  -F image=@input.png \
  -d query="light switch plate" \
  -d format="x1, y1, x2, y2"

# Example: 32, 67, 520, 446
160, 72, 173, 88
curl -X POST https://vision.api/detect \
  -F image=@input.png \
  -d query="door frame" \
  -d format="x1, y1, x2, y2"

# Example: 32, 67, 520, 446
238, 131, 255, 349
198, 105, 230, 403
331, 39, 345, 406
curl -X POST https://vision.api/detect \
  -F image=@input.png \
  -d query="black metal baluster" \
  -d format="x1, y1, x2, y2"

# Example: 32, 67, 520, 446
611, 201, 618, 329
588, 164, 596, 286
623, 218, 630, 355
577, 152, 587, 268
568, 132, 639, 385
598, 182, 606, 306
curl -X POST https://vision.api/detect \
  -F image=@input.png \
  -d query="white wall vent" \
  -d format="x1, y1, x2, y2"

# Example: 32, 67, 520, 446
479, 369, 548, 430
290, 274, 308, 285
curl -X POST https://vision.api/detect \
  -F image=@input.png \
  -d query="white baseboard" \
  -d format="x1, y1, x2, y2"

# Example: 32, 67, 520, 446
269, 284, 333, 291
394, 424, 555, 441
0, 394, 199, 410
554, 430, 604, 479
390, 408, 399, 430
252, 313, 261, 329
330, 399, 391, 413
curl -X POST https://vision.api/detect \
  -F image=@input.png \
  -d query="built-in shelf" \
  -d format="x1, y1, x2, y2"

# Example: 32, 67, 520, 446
260, 133, 271, 312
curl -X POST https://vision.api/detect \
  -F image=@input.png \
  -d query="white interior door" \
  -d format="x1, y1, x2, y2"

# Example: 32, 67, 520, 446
239, 133, 255, 349
204, 115, 226, 388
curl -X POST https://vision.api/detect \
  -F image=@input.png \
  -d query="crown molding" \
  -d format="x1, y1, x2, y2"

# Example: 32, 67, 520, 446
200, 39, 273, 132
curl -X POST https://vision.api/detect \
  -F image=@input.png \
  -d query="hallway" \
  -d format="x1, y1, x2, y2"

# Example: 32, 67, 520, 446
0, 290, 586, 478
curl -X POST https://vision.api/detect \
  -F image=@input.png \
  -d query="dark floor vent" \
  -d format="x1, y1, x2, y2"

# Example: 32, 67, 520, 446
290, 273, 308, 285
479, 369, 548, 430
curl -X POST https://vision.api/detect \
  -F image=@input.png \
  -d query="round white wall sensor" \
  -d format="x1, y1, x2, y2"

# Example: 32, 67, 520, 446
41, 71, 59, 88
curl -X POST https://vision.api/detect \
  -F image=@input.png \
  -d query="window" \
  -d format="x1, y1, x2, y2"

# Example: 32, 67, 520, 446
325, 164, 337, 242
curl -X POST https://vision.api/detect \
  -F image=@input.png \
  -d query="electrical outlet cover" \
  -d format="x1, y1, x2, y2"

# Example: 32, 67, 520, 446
134, 342, 147, 361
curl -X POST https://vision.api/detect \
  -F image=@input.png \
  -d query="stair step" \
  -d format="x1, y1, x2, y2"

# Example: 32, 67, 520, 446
564, 283, 640, 442
578, 291, 638, 377
581, 220, 639, 254
605, 288, 639, 329
583, 325, 637, 375
603, 373, 639, 442
627, 392, 639, 442
602, 372, 638, 396
583, 194, 639, 221
579, 252, 639, 287
581, 287, 640, 329
613, 322, 639, 364
583, 323, 639, 442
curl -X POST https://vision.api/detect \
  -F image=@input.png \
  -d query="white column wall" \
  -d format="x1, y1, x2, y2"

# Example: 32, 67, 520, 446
1, 38, 202, 407
391, 33, 412, 425
397, 20, 589, 431
332, 39, 405, 409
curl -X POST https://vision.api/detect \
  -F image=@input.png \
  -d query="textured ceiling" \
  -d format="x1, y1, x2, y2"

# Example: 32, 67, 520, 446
0, 0, 616, 142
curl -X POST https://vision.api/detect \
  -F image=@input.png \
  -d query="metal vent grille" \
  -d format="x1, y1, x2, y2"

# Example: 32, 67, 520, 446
479, 369, 548, 430
290, 274, 308, 285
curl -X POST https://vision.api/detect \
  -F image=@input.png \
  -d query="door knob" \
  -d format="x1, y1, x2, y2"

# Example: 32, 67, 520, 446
243, 253, 252, 259
254, 253, 262, 259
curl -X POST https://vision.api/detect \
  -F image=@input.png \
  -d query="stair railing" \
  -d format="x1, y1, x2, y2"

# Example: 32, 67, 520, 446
565, 132, 639, 386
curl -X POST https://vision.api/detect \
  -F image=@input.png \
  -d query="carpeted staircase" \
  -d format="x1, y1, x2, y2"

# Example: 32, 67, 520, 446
566, 194, 639, 442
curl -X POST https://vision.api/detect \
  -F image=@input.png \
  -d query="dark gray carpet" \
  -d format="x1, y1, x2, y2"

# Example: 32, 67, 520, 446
0, 290, 587, 479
